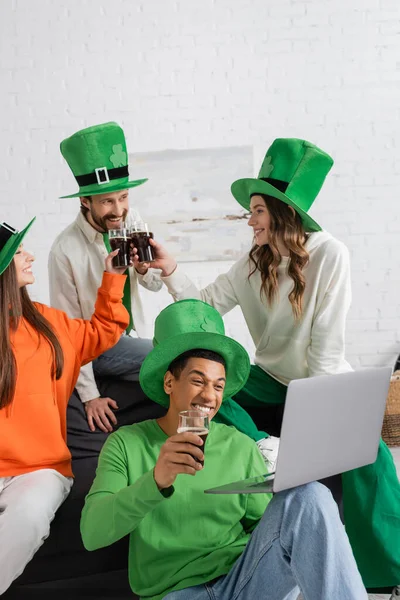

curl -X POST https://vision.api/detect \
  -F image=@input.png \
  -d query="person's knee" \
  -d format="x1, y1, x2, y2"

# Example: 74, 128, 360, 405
295, 481, 331, 502
122, 336, 153, 362
1, 496, 54, 538
278, 481, 334, 514
135, 337, 153, 359
260, 482, 336, 540
293, 482, 340, 524
4, 472, 70, 522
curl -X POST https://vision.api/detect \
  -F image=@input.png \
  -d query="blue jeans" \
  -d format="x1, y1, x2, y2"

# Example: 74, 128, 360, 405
164, 483, 367, 600
92, 335, 153, 381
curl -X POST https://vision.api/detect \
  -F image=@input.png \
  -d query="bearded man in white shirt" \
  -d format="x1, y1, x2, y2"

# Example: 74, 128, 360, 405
49, 122, 163, 433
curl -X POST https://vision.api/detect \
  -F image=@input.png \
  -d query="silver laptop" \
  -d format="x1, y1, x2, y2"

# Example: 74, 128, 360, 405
205, 367, 391, 495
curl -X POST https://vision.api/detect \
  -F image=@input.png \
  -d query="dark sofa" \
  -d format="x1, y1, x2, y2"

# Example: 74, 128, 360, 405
4, 378, 166, 599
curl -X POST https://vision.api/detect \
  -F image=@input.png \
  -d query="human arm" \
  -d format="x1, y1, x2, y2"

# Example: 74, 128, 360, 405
124, 207, 163, 288
148, 238, 240, 316
48, 250, 103, 402
307, 241, 353, 377
48, 250, 129, 429
81, 430, 204, 550
60, 271, 129, 366
50, 247, 129, 370
81, 433, 168, 550
135, 268, 163, 292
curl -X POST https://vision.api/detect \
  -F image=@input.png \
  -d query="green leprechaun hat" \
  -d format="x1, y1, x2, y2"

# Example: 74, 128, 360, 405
0, 217, 36, 276
231, 138, 334, 232
60, 122, 147, 198
139, 299, 250, 407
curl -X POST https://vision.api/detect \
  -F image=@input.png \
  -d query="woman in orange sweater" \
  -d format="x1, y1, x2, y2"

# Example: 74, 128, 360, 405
0, 217, 130, 594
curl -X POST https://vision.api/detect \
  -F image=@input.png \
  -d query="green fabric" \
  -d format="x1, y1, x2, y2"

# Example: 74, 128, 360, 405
215, 365, 286, 440
235, 365, 287, 407
0, 217, 35, 276
102, 233, 133, 334
231, 138, 334, 232
80, 419, 271, 600
342, 440, 400, 588
139, 299, 250, 407
221, 363, 400, 588
60, 122, 147, 198
214, 398, 265, 440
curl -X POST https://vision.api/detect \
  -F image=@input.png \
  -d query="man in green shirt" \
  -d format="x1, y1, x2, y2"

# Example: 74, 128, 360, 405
81, 299, 367, 600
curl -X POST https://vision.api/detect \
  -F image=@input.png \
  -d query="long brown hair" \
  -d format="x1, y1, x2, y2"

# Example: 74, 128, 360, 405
248, 195, 309, 319
0, 261, 64, 409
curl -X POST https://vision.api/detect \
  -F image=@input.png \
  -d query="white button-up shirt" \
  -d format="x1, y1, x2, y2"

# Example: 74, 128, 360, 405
48, 210, 162, 402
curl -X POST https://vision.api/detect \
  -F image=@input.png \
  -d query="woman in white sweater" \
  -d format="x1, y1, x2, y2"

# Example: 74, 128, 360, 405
150, 139, 351, 454
146, 138, 400, 591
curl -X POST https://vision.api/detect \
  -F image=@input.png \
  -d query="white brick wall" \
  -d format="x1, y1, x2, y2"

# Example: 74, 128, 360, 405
1, 0, 400, 367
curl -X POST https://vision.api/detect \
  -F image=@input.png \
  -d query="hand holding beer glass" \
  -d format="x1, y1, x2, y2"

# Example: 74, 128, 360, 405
131, 221, 155, 263
108, 228, 132, 268
153, 410, 209, 490
177, 410, 210, 467
109, 221, 155, 274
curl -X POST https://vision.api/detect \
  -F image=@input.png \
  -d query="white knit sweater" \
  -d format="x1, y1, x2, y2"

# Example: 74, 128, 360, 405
162, 232, 352, 385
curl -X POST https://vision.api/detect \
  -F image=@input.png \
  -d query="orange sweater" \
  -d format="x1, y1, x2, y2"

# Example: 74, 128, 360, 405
0, 272, 129, 478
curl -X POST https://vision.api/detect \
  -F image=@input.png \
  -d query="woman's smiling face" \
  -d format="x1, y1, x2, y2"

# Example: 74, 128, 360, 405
13, 245, 35, 288
248, 195, 271, 246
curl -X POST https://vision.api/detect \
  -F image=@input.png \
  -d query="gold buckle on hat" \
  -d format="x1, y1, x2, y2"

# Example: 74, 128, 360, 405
95, 167, 110, 185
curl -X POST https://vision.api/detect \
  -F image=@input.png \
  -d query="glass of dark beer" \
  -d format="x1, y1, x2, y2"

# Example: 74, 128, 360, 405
177, 410, 210, 467
131, 221, 155, 263
108, 228, 131, 268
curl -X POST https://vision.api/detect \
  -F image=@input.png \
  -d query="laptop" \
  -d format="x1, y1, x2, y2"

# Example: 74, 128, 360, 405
205, 367, 391, 495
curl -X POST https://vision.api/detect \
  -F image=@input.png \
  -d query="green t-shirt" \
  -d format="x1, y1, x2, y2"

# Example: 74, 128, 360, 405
81, 419, 271, 599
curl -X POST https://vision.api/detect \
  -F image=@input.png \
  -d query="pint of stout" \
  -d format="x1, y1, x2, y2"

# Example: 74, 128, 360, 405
108, 228, 131, 268
131, 221, 154, 263
177, 410, 210, 467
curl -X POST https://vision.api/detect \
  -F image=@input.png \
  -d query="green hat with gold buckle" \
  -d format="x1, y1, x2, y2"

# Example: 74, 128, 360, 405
139, 299, 250, 407
60, 122, 147, 199
231, 138, 334, 232
0, 217, 36, 276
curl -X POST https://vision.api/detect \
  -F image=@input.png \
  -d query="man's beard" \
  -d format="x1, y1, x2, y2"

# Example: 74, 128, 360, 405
89, 207, 128, 232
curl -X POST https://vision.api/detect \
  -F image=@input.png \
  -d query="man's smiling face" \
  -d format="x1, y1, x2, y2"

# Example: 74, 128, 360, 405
81, 189, 129, 232
164, 356, 226, 421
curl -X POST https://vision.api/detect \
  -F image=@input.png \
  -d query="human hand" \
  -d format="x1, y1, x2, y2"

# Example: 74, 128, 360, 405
153, 432, 204, 489
104, 250, 133, 275
84, 397, 119, 433
132, 252, 150, 275
139, 238, 177, 277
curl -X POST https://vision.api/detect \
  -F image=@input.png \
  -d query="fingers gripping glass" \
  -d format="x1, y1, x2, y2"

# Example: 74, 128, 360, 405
131, 221, 154, 263
108, 228, 131, 268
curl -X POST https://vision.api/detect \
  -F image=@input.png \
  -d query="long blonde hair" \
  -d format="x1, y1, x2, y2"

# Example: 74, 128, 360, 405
248, 194, 309, 319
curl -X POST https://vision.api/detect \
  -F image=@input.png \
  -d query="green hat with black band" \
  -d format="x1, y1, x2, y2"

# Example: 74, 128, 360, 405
60, 122, 147, 199
0, 217, 36, 276
231, 138, 334, 232
139, 299, 250, 408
